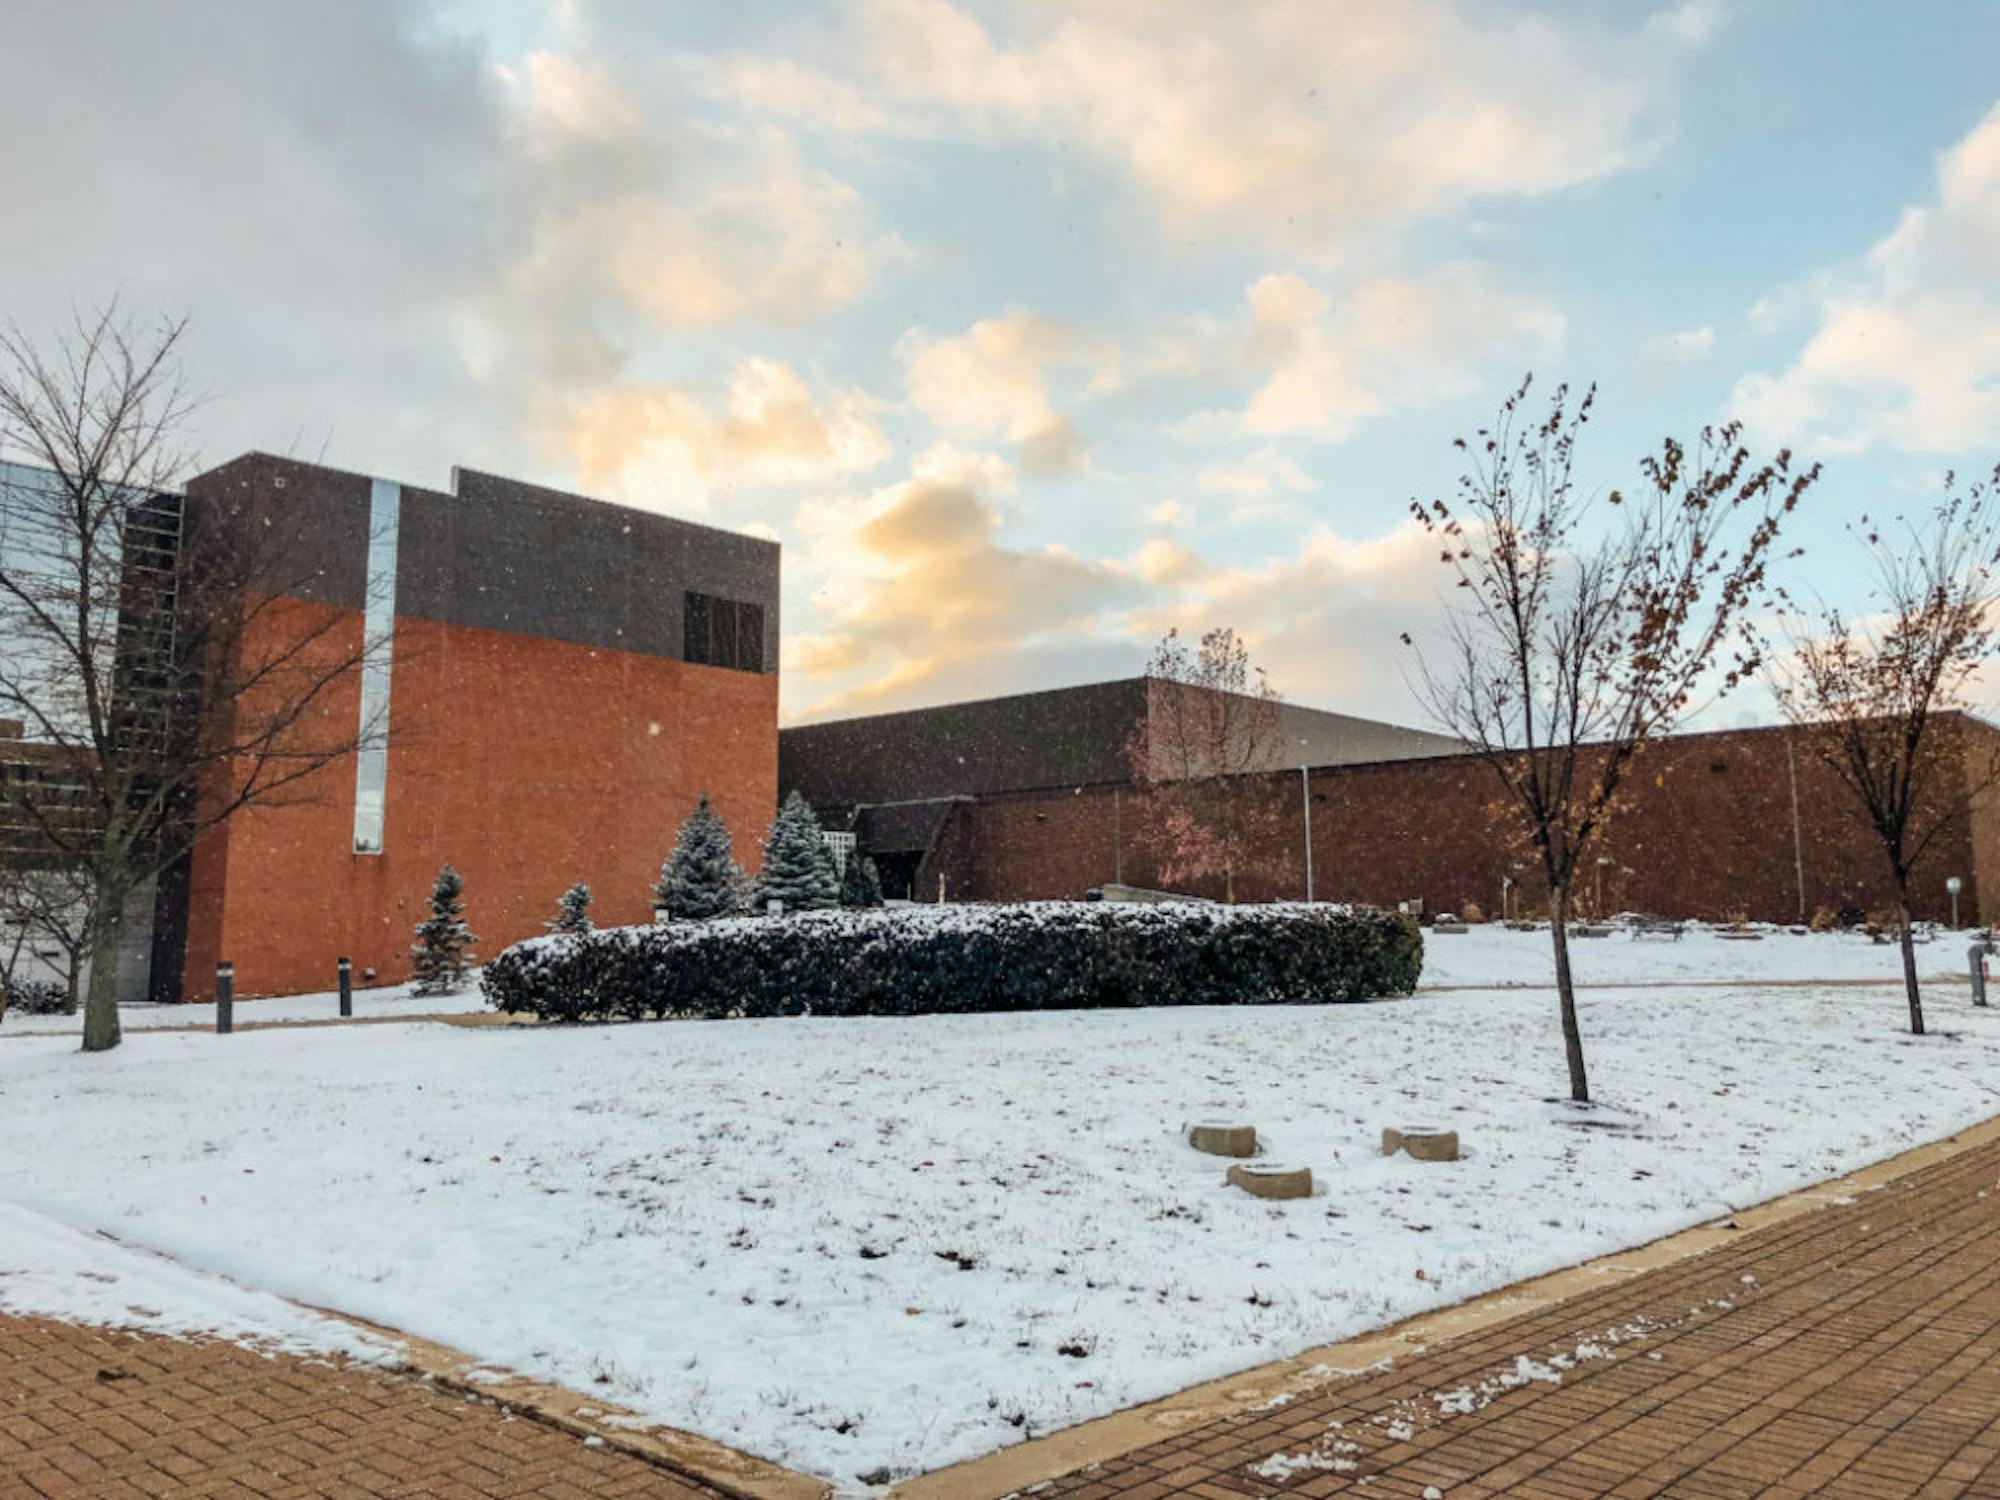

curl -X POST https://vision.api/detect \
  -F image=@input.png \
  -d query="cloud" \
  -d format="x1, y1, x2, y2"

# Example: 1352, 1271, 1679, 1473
1731, 102, 2000, 455
0, 7, 907, 496
1188, 266, 1565, 443
787, 447, 1456, 726
0, 2, 514, 481
493, 57, 904, 350
784, 458, 1137, 718
720, 0, 1717, 253
899, 312, 1111, 475
1126, 522, 1453, 722
550, 358, 890, 512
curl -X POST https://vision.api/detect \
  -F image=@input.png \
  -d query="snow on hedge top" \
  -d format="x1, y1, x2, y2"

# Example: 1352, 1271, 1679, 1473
505, 898, 1374, 958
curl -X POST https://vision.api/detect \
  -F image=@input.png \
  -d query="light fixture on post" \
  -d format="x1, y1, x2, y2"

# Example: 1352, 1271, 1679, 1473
1948, 875, 1964, 930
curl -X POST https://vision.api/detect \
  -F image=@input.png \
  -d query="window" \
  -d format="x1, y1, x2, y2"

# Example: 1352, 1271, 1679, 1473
823, 830, 856, 875
353, 478, 399, 854
684, 591, 765, 673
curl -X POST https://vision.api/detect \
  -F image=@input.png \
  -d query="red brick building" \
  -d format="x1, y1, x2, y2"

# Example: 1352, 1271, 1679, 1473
143, 455, 779, 1001
782, 683, 2000, 926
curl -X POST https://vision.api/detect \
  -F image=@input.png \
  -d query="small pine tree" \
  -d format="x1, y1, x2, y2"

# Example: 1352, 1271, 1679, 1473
547, 882, 593, 935
756, 791, 840, 913
839, 849, 884, 908
411, 864, 477, 995
656, 796, 742, 920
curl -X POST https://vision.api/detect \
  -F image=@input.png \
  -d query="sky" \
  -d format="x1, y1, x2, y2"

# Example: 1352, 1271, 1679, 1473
3, 0, 1998, 728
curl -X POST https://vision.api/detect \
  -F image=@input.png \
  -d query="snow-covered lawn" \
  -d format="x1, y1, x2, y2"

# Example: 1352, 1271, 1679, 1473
3, 967, 1998, 1489
0, 1199, 393, 1365
1418, 920, 1973, 988
0, 973, 488, 1037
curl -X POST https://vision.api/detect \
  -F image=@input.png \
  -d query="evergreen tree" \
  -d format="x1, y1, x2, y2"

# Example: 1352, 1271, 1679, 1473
547, 882, 593, 935
655, 796, 741, 920
411, 864, 477, 995
839, 849, 884, 908
756, 791, 840, 913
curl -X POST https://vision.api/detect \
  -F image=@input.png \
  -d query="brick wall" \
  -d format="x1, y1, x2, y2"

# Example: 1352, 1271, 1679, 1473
917, 718, 1997, 925
181, 608, 776, 1000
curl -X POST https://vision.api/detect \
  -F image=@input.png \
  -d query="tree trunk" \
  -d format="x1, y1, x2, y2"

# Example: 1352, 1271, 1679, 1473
1224, 866, 1236, 905
1897, 887, 1925, 1036
1549, 885, 1591, 1102
80, 871, 127, 1053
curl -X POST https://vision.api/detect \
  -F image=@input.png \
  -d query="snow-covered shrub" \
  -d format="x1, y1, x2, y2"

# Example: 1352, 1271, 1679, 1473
655, 796, 741, 920
838, 850, 884, 909
756, 792, 839, 913
411, 864, 478, 996
547, 883, 593, 935
482, 901, 1422, 1023
2, 978, 73, 1017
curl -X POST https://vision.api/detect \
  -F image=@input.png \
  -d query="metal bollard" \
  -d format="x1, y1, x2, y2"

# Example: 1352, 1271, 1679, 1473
1971, 940, 1995, 1008
216, 961, 234, 1034
337, 956, 353, 1018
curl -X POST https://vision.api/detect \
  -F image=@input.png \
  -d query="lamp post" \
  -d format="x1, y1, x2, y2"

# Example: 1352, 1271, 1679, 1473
1594, 855, 1611, 915
1948, 875, 1963, 930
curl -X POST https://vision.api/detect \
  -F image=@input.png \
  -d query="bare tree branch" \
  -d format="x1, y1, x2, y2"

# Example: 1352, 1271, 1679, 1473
0, 302, 385, 1050
1772, 464, 2000, 1034
1407, 376, 1814, 1101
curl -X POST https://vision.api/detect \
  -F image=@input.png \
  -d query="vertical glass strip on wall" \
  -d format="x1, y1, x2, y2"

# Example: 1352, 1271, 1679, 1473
352, 479, 400, 854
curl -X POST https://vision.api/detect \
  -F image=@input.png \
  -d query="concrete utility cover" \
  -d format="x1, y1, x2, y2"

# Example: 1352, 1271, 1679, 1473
1226, 1163, 1312, 1200
1187, 1123, 1257, 1157
1382, 1126, 1460, 1162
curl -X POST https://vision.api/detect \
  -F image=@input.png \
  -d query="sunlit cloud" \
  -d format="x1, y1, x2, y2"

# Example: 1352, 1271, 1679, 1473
716, 0, 1720, 253
899, 312, 1114, 475
549, 357, 890, 513
1732, 102, 2000, 455
785, 456, 1137, 718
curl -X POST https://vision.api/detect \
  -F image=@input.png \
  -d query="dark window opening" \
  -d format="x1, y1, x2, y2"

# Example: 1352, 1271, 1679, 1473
684, 591, 766, 673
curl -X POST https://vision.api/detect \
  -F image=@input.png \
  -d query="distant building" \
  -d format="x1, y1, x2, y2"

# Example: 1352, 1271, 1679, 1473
142, 455, 780, 1000
782, 681, 2000, 926
779, 679, 1461, 901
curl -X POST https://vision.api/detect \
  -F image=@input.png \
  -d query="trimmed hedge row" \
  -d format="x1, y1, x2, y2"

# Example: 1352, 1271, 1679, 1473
481, 901, 1422, 1024
1, 978, 73, 1018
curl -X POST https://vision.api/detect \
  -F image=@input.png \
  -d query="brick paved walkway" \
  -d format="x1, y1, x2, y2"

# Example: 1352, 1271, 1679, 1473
1031, 1132, 2000, 1500
0, 1312, 730, 1500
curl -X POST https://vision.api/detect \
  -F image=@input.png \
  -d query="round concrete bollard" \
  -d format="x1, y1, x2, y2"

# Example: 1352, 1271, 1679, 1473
1382, 1126, 1460, 1162
1226, 1163, 1312, 1200
1188, 1122, 1258, 1158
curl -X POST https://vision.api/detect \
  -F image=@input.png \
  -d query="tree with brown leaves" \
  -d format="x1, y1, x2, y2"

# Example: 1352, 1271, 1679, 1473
1126, 627, 1285, 904
1408, 378, 1815, 1102
1773, 467, 2000, 1036
0, 304, 386, 1051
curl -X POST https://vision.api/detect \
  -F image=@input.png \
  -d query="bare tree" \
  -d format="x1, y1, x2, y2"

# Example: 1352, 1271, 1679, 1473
1125, 628, 1286, 903
0, 860, 94, 1012
1408, 378, 1814, 1102
0, 303, 385, 1051
1772, 467, 2000, 1035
